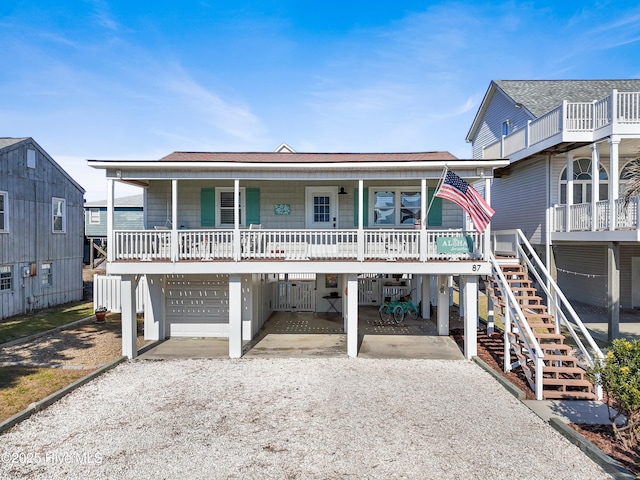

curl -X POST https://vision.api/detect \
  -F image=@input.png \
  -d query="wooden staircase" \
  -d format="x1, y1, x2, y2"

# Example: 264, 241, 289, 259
488, 262, 597, 400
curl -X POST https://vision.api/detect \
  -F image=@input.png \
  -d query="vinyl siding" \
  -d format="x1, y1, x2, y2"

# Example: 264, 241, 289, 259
471, 89, 535, 159
620, 244, 640, 308
490, 159, 547, 244
146, 180, 462, 230
0, 140, 84, 319
85, 207, 144, 237
554, 244, 607, 308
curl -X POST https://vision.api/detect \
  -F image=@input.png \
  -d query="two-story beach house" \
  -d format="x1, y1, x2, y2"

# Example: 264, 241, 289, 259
467, 80, 640, 341
0, 137, 85, 319
88, 146, 508, 361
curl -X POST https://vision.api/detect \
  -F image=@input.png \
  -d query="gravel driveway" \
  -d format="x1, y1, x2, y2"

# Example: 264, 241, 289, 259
0, 358, 611, 479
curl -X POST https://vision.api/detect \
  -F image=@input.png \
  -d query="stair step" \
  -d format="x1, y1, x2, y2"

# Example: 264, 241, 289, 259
534, 333, 565, 342
527, 323, 556, 331
543, 355, 578, 367
540, 344, 572, 353
543, 366, 586, 379
543, 378, 593, 388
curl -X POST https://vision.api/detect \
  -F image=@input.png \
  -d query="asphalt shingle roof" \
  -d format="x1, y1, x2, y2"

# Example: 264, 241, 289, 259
494, 80, 640, 117
0, 137, 28, 151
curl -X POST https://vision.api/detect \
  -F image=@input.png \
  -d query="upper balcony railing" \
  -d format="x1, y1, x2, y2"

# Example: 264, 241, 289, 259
552, 195, 640, 232
482, 90, 640, 160
111, 228, 485, 263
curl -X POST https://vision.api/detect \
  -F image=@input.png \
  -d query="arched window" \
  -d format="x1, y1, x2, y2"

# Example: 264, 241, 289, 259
560, 158, 608, 204
620, 159, 640, 197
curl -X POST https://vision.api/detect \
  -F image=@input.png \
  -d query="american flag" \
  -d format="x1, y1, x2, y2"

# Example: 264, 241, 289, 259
435, 170, 495, 233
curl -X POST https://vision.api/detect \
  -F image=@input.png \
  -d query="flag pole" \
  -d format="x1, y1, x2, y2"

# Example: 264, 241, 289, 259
424, 165, 449, 221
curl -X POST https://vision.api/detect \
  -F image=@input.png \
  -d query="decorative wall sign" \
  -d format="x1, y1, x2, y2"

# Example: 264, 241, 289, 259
325, 274, 338, 288
274, 204, 291, 215
436, 236, 473, 254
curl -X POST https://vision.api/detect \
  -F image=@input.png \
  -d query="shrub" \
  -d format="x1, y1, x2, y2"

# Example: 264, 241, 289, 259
587, 338, 640, 450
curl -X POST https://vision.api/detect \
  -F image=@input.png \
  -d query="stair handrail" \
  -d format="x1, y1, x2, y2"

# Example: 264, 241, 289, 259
513, 229, 605, 368
488, 251, 546, 400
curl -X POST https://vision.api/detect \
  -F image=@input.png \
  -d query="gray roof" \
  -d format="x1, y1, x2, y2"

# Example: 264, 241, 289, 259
494, 80, 640, 117
0, 137, 29, 151
84, 194, 143, 208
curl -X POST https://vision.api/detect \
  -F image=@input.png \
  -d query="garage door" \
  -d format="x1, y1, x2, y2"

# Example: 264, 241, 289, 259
166, 275, 229, 337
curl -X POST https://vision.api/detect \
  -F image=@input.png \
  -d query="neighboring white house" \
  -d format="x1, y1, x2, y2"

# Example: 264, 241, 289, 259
0, 137, 85, 319
88, 147, 508, 360
467, 80, 640, 341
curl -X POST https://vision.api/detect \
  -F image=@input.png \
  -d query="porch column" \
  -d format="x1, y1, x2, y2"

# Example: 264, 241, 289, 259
607, 242, 620, 341
229, 274, 243, 358
420, 274, 431, 319
483, 176, 491, 260
436, 275, 449, 336
121, 275, 138, 359
144, 274, 165, 341
171, 179, 178, 261
591, 143, 600, 232
566, 152, 574, 232
347, 274, 359, 357
609, 136, 620, 231
234, 179, 241, 261
458, 276, 465, 318
357, 179, 364, 261
463, 276, 478, 359
107, 178, 114, 262
420, 178, 427, 262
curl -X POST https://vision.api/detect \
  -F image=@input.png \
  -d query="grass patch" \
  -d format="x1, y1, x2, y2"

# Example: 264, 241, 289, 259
0, 367, 92, 421
0, 302, 94, 344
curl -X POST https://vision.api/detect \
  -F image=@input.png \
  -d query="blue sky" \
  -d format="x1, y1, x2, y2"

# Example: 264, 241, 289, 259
2, 1, 640, 200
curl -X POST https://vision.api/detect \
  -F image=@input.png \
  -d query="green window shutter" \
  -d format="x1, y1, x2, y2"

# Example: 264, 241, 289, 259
354, 188, 369, 226
246, 188, 261, 225
427, 187, 442, 226
201, 188, 215, 227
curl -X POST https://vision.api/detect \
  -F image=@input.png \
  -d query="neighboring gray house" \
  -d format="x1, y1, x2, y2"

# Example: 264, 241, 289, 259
84, 194, 144, 267
0, 137, 85, 319
467, 80, 640, 340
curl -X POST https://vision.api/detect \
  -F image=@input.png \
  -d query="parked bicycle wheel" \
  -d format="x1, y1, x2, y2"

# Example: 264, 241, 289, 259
379, 304, 393, 323
393, 304, 405, 324
405, 302, 419, 321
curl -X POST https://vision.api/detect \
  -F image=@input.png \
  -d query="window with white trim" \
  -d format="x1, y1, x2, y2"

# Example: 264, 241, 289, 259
0, 191, 6, 232
41, 262, 52, 286
560, 159, 608, 204
371, 188, 421, 227
0, 265, 11, 291
216, 188, 245, 227
52, 198, 66, 232
89, 208, 100, 224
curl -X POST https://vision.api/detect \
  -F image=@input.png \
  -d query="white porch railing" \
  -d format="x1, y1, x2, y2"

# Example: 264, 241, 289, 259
482, 90, 640, 159
552, 195, 640, 232
112, 228, 484, 262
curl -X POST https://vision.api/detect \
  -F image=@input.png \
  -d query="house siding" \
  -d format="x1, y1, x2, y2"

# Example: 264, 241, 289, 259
145, 180, 462, 230
490, 159, 547, 244
0, 140, 84, 319
471, 89, 534, 159
554, 244, 607, 308
620, 244, 640, 308
85, 207, 144, 237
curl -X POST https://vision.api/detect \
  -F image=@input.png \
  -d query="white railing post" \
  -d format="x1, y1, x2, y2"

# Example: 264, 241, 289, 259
357, 180, 365, 262
107, 179, 114, 262
561, 100, 567, 135
525, 120, 531, 148
171, 180, 179, 262
611, 89, 618, 126
566, 152, 573, 232
535, 356, 544, 400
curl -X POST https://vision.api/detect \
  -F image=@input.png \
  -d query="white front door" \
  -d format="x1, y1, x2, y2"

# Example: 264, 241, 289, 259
306, 187, 338, 229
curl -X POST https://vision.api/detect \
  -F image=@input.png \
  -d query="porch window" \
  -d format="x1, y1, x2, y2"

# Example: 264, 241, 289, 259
372, 189, 421, 226
0, 265, 11, 291
0, 191, 6, 232
313, 196, 330, 223
560, 159, 608, 204
217, 188, 245, 227
52, 198, 66, 233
